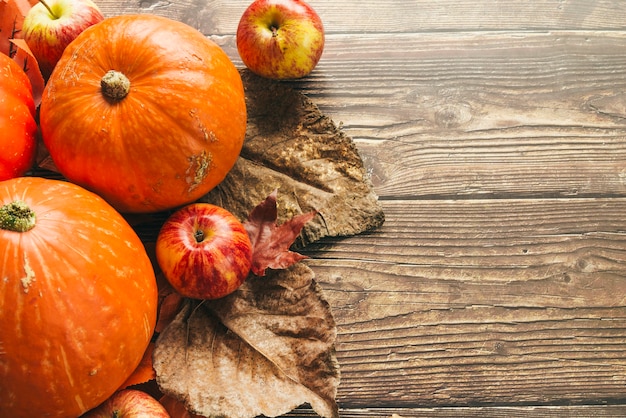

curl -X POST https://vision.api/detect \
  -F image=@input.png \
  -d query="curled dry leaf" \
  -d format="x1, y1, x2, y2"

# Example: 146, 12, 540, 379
153, 263, 340, 418
201, 69, 384, 248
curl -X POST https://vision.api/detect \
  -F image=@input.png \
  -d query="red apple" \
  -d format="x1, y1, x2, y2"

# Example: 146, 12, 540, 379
22, 0, 104, 80
236, 0, 324, 79
156, 203, 253, 300
81, 389, 170, 418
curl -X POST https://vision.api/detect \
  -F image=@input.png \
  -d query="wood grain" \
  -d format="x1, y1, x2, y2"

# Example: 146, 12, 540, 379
98, 0, 626, 34
282, 31, 626, 200
283, 405, 626, 417
301, 199, 626, 406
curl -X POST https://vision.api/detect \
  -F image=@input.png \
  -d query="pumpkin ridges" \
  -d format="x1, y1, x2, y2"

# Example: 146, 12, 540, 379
0, 177, 158, 417
0, 56, 35, 115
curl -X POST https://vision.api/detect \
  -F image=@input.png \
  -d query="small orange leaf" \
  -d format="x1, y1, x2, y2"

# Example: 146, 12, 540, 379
156, 289, 184, 333
119, 342, 156, 390
1, 0, 44, 106
0, 0, 32, 57
160, 395, 205, 418
9, 38, 44, 105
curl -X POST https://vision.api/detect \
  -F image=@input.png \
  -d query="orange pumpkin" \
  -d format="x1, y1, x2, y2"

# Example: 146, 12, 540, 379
39, 14, 247, 213
0, 53, 37, 180
0, 176, 158, 418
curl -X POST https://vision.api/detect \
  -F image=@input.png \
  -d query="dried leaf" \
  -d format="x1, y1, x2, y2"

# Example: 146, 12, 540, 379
1, 0, 45, 105
201, 70, 384, 247
153, 263, 340, 418
155, 282, 185, 333
245, 189, 316, 276
9, 38, 44, 104
0, 0, 31, 56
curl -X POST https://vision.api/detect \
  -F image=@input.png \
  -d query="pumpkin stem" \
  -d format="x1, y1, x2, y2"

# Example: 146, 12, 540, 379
101, 70, 130, 102
0, 200, 36, 232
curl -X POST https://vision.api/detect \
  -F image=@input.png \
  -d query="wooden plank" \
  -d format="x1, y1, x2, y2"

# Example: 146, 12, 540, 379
300, 199, 626, 407
278, 31, 626, 200
283, 405, 626, 417
97, 0, 626, 34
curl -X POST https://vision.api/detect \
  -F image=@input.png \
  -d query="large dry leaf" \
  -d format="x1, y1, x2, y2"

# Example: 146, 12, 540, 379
201, 70, 384, 248
153, 263, 339, 418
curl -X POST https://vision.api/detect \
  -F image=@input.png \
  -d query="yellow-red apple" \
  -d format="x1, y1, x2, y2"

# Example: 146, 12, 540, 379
236, 0, 324, 79
156, 203, 253, 300
81, 389, 170, 418
22, 0, 104, 80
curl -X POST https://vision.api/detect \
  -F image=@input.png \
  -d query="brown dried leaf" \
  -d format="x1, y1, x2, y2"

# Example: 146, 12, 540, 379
153, 263, 339, 418
201, 70, 384, 248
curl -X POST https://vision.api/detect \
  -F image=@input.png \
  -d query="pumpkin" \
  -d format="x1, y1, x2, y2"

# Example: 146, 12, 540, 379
39, 14, 247, 214
0, 176, 158, 418
0, 53, 37, 180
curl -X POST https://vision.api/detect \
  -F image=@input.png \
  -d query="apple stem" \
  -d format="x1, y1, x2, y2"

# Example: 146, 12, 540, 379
194, 229, 205, 243
271, 25, 279, 37
38, 0, 59, 19
101, 70, 131, 102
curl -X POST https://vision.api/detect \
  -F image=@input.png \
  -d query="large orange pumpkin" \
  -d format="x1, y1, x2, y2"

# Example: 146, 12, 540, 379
0, 176, 158, 418
39, 14, 247, 213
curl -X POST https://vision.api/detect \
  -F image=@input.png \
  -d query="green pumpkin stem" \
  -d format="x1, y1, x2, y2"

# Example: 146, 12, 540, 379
0, 200, 36, 232
101, 70, 130, 101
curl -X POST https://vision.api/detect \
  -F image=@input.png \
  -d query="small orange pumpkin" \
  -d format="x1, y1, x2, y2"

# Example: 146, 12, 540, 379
0, 176, 158, 418
40, 14, 247, 213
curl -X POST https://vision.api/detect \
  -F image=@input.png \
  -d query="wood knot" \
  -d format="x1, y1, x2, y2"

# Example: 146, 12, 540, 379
434, 103, 472, 128
493, 341, 508, 355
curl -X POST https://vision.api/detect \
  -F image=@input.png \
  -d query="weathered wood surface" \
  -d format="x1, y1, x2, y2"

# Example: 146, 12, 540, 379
99, 0, 626, 415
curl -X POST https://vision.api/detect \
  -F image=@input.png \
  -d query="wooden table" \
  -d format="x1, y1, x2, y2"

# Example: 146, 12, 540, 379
98, 1, 626, 416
